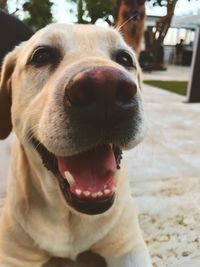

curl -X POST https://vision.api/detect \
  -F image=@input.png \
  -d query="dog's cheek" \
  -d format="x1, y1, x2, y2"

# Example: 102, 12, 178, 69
137, 72, 142, 90
37, 99, 72, 155
126, 92, 147, 150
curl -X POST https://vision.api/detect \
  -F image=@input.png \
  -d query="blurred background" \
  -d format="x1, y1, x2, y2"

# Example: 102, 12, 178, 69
1, 0, 200, 98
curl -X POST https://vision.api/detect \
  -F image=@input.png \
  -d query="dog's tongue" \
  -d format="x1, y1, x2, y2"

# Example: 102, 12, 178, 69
57, 144, 117, 192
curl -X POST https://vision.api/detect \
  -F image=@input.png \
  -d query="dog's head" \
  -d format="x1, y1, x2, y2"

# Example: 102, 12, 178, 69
0, 24, 146, 215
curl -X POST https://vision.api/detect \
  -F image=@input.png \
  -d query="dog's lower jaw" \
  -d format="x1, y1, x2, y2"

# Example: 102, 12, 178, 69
57, 171, 116, 215
29, 136, 123, 215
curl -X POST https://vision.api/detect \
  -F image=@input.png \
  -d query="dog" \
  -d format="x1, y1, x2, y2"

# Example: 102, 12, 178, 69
115, 0, 146, 56
0, 23, 152, 267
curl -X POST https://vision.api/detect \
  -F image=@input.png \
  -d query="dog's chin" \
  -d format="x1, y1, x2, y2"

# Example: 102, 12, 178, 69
30, 137, 122, 215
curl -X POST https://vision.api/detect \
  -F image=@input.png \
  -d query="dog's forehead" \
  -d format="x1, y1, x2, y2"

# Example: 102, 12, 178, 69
27, 23, 125, 51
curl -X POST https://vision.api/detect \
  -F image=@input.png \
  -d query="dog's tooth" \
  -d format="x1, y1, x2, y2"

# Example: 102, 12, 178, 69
64, 171, 75, 185
97, 191, 103, 197
112, 187, 117, 193
83, 191, 91, 197
75, 189, 82, 195
92, 192, 98, 198
104, 189, 111, 195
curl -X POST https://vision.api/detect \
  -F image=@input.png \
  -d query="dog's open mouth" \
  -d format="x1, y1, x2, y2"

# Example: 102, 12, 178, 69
31, 137, 122, 215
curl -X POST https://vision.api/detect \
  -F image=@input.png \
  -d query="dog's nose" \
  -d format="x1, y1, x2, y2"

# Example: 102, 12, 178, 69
65, 66, 137, 107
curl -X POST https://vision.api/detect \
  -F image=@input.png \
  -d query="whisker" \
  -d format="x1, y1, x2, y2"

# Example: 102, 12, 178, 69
24, 124, 39, 145
116, 13, 139, 31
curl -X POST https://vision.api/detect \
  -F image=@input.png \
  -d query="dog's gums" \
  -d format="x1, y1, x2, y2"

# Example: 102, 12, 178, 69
31, 136, 122, 215
64, 170, 117, 199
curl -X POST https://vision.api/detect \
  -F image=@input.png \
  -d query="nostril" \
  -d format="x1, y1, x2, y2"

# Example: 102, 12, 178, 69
65, 67, 137, 108
116, 80, 137, 104
66, 78, 95, 107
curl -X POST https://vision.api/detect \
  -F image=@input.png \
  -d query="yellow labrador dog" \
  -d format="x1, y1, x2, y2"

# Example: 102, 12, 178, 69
0, 24, 152, 267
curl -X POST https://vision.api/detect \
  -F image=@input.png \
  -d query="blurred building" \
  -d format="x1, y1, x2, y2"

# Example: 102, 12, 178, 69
144, 12, 200, 66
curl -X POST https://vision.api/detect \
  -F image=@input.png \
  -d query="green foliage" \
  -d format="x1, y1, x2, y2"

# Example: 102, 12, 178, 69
143, 80, 187, 96
68, 0, 116, 24
23, 0, 53, 31
85, 0, 116, 24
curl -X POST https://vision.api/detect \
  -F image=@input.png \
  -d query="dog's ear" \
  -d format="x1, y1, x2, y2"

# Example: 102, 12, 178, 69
0, 49, 18, 139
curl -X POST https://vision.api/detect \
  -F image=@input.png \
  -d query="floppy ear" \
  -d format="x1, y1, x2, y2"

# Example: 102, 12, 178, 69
0, 50, 18, 139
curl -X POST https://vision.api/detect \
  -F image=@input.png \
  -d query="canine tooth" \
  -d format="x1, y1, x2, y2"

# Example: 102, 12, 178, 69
104, 189, 111, 195
83, 191, 91, 197
112, 187, 117, 192
64, 171, 75, 185
97, 191, 103, 197
75, 189, 82, 195
92, 192, 98, 198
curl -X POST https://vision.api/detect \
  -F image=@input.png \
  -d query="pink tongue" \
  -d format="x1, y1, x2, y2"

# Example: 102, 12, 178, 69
57, 144, 117, 191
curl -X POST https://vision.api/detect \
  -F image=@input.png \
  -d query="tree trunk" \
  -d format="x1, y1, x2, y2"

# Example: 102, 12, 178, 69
114, 0, 146, 57
77, 0, 85, 23
0, 0, 7, 9
151, 0, 178, 69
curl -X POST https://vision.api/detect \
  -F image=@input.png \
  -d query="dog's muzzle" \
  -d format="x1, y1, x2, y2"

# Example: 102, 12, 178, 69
31, 138, 122, 215
30, 66, 139, 215
62, 66, 140, 152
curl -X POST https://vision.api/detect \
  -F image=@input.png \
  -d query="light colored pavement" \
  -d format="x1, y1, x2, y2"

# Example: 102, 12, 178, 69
0, 78, 200, 266
125, 84, 200, 267
143, 65, 191, 81
0, 134, 13, 199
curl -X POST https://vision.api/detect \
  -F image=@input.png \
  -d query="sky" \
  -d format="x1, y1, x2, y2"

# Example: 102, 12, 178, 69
8, 0, 200, 23
147, 0, 200, 16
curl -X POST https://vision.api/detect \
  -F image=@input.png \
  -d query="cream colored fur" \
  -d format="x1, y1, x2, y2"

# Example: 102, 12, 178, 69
0, 24, 151, 267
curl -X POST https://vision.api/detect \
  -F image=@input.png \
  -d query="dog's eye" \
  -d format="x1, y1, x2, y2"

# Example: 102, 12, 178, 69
30, 46, 56, 67
115, 50, 135, 68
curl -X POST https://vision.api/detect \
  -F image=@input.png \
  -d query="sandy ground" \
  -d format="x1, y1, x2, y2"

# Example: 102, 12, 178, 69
0, 80, 200, 266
